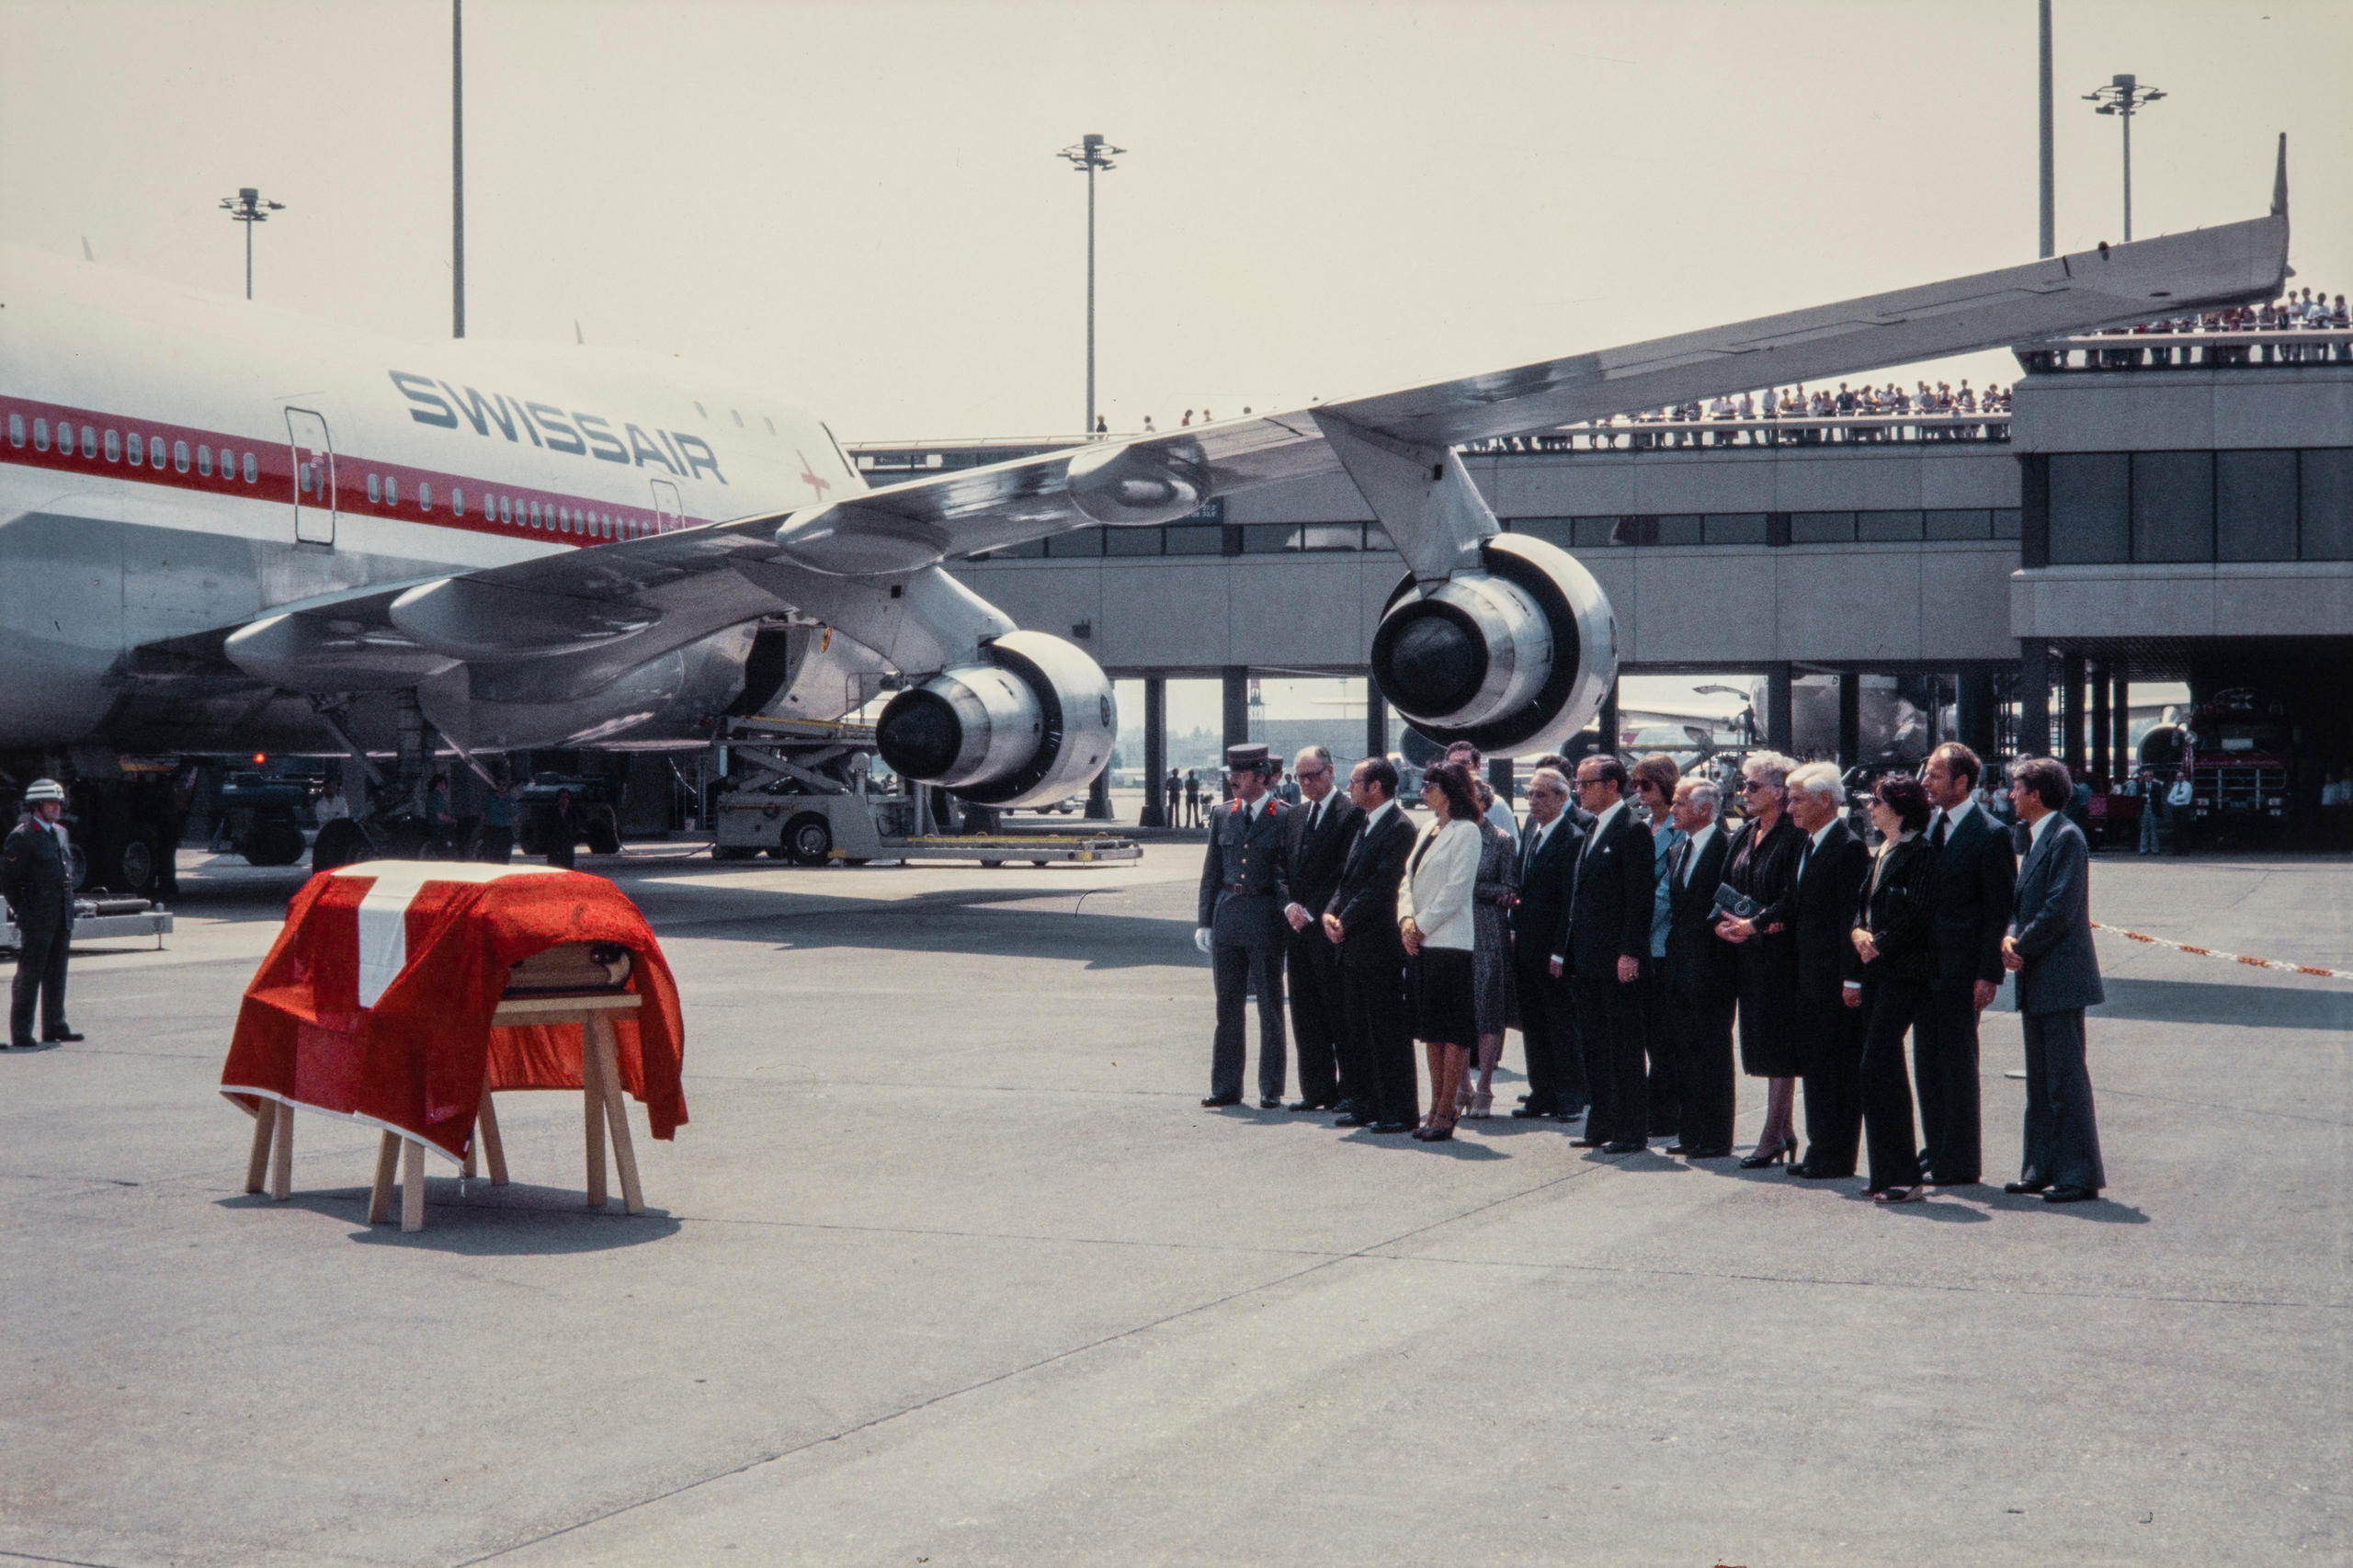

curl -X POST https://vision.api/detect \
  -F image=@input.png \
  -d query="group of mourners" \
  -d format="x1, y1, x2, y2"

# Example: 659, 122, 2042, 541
1195, 736, 2109, 1206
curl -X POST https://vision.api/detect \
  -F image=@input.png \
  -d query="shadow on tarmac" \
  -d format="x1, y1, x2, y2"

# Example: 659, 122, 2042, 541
216, 1185, 682, 1253
2089, 977, 2351, 1032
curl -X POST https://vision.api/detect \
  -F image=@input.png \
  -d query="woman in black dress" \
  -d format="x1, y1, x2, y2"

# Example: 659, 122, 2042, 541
1713, 753, 1805, 1167
1851, 775, 1938, 1201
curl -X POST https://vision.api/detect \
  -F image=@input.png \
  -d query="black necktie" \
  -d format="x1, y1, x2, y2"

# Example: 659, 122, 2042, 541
1675, 835, 1694, 888
1931, 812, 1949, 851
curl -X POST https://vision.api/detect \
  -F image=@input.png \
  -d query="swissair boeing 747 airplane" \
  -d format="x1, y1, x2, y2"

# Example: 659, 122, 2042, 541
0, 149, 2291, 891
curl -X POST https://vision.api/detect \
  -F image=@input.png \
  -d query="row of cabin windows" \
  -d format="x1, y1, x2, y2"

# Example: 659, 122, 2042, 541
9, 413, 258, 483
357, 470, 660, 539
1, 412, 669, 540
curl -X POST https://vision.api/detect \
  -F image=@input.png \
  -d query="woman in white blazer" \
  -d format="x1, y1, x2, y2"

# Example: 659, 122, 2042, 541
1399, 760, 1484, 1141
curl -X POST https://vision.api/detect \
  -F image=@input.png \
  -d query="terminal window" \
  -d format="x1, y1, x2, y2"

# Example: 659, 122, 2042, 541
2051, 448, 2353, 562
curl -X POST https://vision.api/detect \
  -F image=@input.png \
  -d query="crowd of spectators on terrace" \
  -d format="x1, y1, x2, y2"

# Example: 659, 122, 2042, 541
2110, 287, 2348, 334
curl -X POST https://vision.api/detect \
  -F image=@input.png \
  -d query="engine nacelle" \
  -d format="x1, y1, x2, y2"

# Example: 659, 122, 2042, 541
1369, 533, 1618, 756
875, 631, 1116, 808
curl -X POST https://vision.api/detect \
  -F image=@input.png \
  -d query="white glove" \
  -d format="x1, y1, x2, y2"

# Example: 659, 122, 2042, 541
1194, 926, 1213, 955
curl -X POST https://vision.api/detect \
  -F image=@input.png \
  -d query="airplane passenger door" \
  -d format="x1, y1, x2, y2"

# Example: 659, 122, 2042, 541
650, 478, 684, 534
285, 408, 337, 546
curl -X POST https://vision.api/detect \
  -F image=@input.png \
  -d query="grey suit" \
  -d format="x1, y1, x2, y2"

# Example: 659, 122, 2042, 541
2008, 814, 2107, 1192
1198, 795, 1291, 1102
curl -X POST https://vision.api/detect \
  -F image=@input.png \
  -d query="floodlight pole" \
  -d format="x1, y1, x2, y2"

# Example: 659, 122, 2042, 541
1059, 134, 1123, 434
453, 0, 466, 338
2084, 73, 2165, 243
2037, 0, 2054, 257
218, 187, 286, 301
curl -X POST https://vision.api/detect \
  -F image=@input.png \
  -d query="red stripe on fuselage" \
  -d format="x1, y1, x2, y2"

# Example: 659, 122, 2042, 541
0, 393, 704, 543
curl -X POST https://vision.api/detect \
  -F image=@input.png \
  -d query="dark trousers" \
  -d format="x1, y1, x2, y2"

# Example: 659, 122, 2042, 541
1512, 952, 1578, 1113
1285, 926, 1343, 1107
1668, 983, 1737, 1153
1211, 939, 1287, 1102
1913, 988, 1984, 1183
1797, 984, 1865, 1176
1641, 964, 1679, 1135
476, 826, 514, 864
10, 918, 70, 1044
1573, 969, 1648, 1145
1858, 976, 1927, 1192
2020, 1007, 2106, 1192
1340, 954, 1415, 1127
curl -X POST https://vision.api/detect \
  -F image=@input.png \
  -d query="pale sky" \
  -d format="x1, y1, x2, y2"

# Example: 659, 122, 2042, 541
6, 0, 2346, 444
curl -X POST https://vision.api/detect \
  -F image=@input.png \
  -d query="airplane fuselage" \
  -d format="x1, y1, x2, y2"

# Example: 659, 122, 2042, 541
0, 243, 860, 753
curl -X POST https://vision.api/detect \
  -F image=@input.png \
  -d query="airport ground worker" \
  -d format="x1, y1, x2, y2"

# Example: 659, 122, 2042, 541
4, 779, 83, 1048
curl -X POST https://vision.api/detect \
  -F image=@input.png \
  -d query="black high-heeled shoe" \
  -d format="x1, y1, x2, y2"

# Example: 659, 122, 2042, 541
1738, 1136, 1796, 1170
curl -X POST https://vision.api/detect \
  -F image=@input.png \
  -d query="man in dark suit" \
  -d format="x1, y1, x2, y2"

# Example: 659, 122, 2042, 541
2001, 757, 2108, 1202
4, 778, 83, 1049
1785, 762, 1869, 1179
1322, 756, 1418, 1134
1565, 754, 1654, 1153
1915, 742, 2017, 1186
1662, 777, 1738, 1157
1279, 746, 1361, 1111
1509, 767, 1586, 1121
1195, 744, 1290, 1108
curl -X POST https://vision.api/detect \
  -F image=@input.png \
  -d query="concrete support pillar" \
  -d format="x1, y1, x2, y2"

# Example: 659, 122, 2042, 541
1222, 666, 1249, 754
1837, 672, 1862, 771
2089, 661, 2111, 784
2018, 642, 2050, 761
2111, 670, 2132, 778
1364, 677, 1388, 763
1957, 669, 1996, 758
1766, 664, 1793, 756
2061, 653, 2087, 771
1140, 676, 1167, 828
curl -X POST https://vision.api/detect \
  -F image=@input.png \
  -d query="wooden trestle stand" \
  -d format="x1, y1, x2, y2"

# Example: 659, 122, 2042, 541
243, 991, 645, 1233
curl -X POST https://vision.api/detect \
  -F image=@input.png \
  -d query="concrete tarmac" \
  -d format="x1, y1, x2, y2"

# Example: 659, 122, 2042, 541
2, 845, 2345, 1567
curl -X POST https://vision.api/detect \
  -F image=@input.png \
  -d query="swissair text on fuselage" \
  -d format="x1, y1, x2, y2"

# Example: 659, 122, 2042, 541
389, 371, 727, 485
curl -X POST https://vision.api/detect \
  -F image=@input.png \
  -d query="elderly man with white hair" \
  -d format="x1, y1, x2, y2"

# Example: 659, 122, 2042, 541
1784, 760, 1870, 1182
1508, 766, 1586, 1122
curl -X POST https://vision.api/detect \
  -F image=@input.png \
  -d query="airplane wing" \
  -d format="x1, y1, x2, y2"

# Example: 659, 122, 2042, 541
219, 192, 2288, 706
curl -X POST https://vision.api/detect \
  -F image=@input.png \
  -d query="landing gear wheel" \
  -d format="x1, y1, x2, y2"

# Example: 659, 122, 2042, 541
781, 812, 833, 867
114, 838, 155, 894
979, 859, 1005, 869
585, 812, 621, 857
380, 818, 447, 860
313, 818, 370, 873
239, 821, 307, 867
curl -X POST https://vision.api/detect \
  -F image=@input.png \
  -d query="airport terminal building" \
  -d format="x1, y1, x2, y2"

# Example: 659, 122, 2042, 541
853, 328, 2353, 832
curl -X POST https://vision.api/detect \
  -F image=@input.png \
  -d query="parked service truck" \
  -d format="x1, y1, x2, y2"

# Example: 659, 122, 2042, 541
709, 717, 1140, 869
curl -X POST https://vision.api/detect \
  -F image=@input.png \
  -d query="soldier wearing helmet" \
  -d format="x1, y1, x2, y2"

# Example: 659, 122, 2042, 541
4, 779, 83, 1048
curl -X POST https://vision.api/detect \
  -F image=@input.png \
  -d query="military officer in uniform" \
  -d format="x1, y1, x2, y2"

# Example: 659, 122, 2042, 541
1195, 744, 1290, 1108
5, 779, 84, 1049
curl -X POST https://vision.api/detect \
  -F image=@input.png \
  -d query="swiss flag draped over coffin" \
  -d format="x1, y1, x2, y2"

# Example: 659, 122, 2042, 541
221, 862, 687, 1162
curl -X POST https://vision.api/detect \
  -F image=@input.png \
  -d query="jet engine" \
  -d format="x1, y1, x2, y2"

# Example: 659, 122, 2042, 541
1369, 533, 1618, 757
874, 631, 1116, 808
